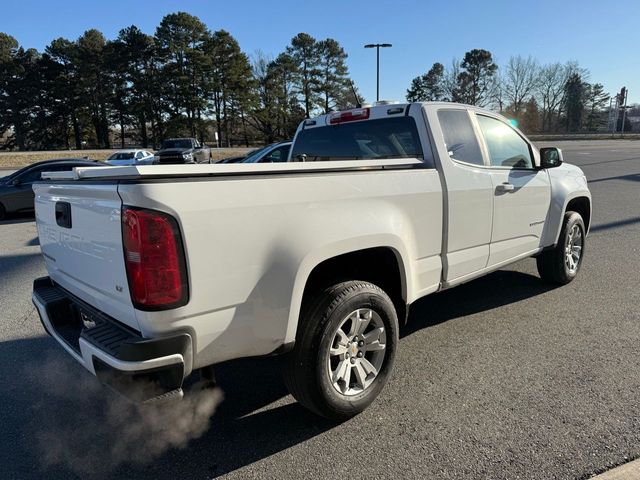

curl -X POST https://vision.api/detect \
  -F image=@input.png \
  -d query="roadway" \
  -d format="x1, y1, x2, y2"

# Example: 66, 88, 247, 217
0, 140, 639, 479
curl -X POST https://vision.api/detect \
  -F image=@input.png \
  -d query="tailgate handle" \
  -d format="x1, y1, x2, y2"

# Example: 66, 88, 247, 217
55, 202, 72, 229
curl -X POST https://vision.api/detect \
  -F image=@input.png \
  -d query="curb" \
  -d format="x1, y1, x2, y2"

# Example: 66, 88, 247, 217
592, 459, 640, 479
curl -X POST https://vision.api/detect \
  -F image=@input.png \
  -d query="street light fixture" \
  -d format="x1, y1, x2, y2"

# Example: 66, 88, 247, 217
364, 43, 392, 102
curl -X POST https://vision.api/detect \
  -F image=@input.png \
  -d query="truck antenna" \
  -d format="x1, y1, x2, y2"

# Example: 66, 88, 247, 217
349, 80, 361, 109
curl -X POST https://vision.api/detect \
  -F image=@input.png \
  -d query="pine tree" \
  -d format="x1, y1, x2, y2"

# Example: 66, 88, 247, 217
76, 29, 113, 147
564, 73, 586, 132
155, 12, 210, 138
110, 26, 160, 147
207, 30, 257, 146
317, 38, 350, 113
44, 38, 86, 148
0, 33, 21, 148
519, 97, 540, 133
456, 49, 498, 106
406, 62, 445, 102
287, 33, 321, 117
584, 83, 609, 132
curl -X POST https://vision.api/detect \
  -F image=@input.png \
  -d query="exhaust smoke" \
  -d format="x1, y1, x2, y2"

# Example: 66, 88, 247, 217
27, 355, 222, 477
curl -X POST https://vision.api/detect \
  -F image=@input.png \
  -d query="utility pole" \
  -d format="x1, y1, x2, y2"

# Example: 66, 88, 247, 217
620, 87, 629, 137
364, 43, 392, 102
608, 97, 617, 137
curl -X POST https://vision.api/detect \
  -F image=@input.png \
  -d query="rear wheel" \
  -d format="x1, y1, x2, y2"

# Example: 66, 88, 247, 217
283, 281, 398, 420
537, 211, 585, 284
0, 203, 5, 220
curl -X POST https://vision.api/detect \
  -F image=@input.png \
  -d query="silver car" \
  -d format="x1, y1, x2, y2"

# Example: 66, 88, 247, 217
106, 150, 155, 166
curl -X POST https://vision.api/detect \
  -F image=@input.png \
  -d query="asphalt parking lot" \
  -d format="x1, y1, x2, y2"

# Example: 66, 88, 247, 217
1, 140, 639, 479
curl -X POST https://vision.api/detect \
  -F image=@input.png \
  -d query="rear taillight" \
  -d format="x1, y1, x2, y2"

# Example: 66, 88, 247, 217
122, 206, 188, 310
329, 108, 370, 124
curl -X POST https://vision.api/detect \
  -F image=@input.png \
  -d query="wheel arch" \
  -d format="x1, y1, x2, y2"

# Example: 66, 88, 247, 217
542, 189, 592, 247
284, 240, 411, 345
566, 196, 591, 233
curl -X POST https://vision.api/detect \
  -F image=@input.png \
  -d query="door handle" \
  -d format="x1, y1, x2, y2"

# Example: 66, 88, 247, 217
496, 182, 515, 193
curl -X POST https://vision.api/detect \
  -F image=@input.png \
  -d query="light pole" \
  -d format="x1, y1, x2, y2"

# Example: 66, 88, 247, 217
364, 43, 392, 102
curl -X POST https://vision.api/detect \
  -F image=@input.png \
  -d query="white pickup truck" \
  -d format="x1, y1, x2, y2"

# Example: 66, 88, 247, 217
32, 102, 591, 419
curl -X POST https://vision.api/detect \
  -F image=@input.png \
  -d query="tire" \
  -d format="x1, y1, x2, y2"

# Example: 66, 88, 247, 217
0, 203, 5, 220
283, 281, 399, 420
536, 211, 586, 285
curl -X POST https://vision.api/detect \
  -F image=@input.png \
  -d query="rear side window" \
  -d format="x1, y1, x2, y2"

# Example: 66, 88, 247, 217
437, 110, 484, 166
21, 164, 76, 183
261, 145, 290, 163
18, 167, 46, 183
291, 117, 423, 161
109, 152, 135, 160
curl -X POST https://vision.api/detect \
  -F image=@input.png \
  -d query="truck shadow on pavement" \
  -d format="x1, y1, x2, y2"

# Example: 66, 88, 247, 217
1, 270, 556, 480
401, 270, 557, 338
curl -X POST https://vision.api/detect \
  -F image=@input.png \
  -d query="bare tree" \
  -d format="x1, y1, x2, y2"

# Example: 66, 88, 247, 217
442, 59, 460, 102
249, 50, 277, 142
536, 63, 563, 131
503, 55, 539, 115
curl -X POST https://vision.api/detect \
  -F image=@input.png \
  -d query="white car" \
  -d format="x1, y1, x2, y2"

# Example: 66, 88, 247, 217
105, 149, 155, 166
32, 102, 591, 419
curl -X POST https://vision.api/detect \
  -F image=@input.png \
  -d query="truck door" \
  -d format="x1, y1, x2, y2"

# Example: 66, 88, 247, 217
430, 107, 494, 284
473, 113, 551, 266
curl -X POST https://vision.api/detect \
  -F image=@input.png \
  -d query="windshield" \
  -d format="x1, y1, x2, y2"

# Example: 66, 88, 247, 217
161, 139, 192, 149
1, 170, 21, 182
291, 117, 423, 161
241, 145, 274, 163
108, 152, 135, 160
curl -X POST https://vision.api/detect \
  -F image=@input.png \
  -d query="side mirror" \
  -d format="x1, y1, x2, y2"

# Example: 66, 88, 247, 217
539, 147, 563, 169
11, 178, 21, 186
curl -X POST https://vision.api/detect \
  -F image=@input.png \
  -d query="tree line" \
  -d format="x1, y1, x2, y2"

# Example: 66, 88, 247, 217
406, 49, 626, 134
0, 12, 360, 150
1, 15, 631, 152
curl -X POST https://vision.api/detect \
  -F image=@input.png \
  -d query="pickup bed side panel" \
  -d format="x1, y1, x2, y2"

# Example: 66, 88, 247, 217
118, 167, 443, 367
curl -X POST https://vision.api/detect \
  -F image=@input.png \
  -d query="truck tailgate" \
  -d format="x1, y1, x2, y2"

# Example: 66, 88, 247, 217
34, 182, 139, 331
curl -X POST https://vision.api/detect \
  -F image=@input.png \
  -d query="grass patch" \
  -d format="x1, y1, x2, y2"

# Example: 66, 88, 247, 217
0, 148, 252, 169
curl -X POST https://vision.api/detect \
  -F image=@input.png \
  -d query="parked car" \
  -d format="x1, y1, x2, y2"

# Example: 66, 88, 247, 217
155, 138, 211, 164
106, 150, 155, 166
31, 102, 591, 420
218, 148, 260, 164
219, 142, 292, 164
0, 159, 101, 219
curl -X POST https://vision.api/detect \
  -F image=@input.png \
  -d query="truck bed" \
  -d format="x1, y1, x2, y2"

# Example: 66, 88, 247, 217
41, 158, 426, 181
34, 156, 443, 368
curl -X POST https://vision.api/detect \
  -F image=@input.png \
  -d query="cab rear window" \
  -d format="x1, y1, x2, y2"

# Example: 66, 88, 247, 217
291, 117, 423, 162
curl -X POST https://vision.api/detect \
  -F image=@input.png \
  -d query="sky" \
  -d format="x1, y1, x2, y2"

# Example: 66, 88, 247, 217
1, 0, 638, 105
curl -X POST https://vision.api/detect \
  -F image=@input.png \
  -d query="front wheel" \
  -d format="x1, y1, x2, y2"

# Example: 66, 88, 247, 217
283, 281, 399, 420
537, 211, 586, 284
